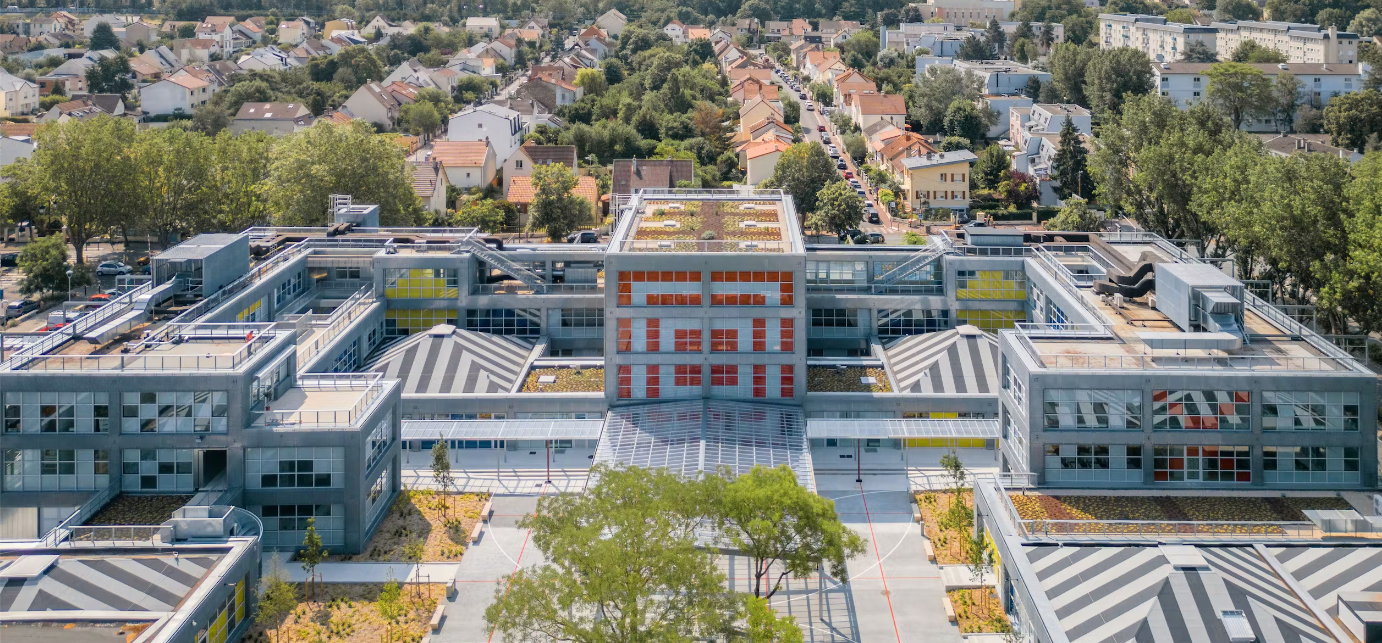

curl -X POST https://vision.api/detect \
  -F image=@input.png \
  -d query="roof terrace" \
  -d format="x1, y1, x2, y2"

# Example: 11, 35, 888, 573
254, 372, 390, 429
611, 189, 805, 254
17, 323, 285, 372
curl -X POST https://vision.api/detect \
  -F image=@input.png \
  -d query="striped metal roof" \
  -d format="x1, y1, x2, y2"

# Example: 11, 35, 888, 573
367, 326, 533, 395
883, 327, 1000, 395
1268, 546, 1382, 617
805, 417, 998, 439
1022, 544, 1334, 643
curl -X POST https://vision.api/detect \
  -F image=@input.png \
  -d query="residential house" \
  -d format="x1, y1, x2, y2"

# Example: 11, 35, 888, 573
893, 149, 978, 214
37, 32, 77, 48
730, 77, 780, 103
730, 18, 759, 40
171, 65, 230, 93
465, 17, 500, 37
26, 15, 61, 37
883, 22, 968, 56
710, 29, 733, 46
742, 116, 793, 143
764, 18, 811, 42
803, 50, 845, 81
447, 103, 525, 165
236, 17, 267, 42
611, 158, 696, 203
432, 140, 496, 189
137, 45, 183, 75
1155, 62, 1364, 130
502, 144, 577, 197
521, 17, 551, 32
0, 70, 39, 116
140, 74, 212, 115
686, 26, 712, 41
342, 81, 402, 130
0, 35, 30, 54
196, 16, 237, 53
236, 47, 296, 71
129, 57, 163, 81
39, 55, 97, 94
122, 21, 158, 46
49, 11, 81, 34
1259, 133, 1363, 161
952, 60, 1051, 95
411, 160, 450, 214
739, 97, 783, 133
726, 68, 772, 85
529, 74, 581, 106
664, 20, 687, 44
363, 15, 399, 36
596, 9, 627, 37
851, 93, 906, 131
506, 27, 542, 43
230, 102, 314, 135
743, 138, 791, 185
506, 174, 598, 225
82, 13, 125, 38
789, 39, 820, 68
0, 135, 34, 174
322, 19, 357, 39
40, 95, 124, 123
1009, 103, 1092, 149
831, 69, 877, 107
872, 131, 935, 169
1012, 131, 1087, 203
159, 20, 196, 37
529, 61, 579, 85
277, 20, 307, 45
173, 38, 218, 63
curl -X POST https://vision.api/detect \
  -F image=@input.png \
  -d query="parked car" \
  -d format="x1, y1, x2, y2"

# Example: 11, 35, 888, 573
867, 232, 885, 244
96, 261, 132, 276
566, 231, 601, 244
856, 189, 867, 198
843, 171, 853, 179
866, 211, 881, 225
817, 125, 826, 133
5, 299, 38, 316
837, 228, 863, 242
805, 102, 814, 111
836, 161, 847, 170
88, 293, 111, 302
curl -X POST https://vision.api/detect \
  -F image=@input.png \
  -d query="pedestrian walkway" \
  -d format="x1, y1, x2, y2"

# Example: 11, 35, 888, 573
260, 551, 459, 584
402, 468, 588, 494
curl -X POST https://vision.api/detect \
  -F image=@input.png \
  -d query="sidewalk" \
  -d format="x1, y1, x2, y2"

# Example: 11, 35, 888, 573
262, 551, 460, 584
431, 494, 549, 643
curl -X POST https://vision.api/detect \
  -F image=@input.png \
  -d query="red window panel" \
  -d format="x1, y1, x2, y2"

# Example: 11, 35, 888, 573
645, 319, 660, 352
618, 365, 632, 399
674, 364, 703, 387
780, 318, 794, 352
780, 364, 795, 398
711, 364, 738, 386
752, 364, 766, 398
674, 329, 702, 352
617, 318, 632, 352
710, 329, 738, 352
646, 365, 660, 399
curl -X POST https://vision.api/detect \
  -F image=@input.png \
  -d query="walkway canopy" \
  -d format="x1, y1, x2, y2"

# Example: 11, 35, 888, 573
805, 418, 999, 440
402, 419, 605, 441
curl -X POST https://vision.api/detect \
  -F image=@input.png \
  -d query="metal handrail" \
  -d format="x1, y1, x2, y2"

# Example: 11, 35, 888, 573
297, 284, 374, 369
42, 478, 121, 547
148, 240, 312, 343
1018, 519, 1322, 539
256, 373, 385, 429
0, 280, 155, 371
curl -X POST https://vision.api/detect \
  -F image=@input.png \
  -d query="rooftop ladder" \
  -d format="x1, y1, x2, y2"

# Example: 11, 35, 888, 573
459, 237, 548, 292
872, 241, 948, 287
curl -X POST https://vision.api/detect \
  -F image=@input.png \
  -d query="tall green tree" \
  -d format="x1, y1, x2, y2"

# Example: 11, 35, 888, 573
208, 130, 274, 232
1205, 62, 1273, 129
972, 144, 1011, 190
1084, 47, 1154, 115
128, 126, 212, 248
806, 179, 863, 235
1051, 116, 1091, 200
944, 98, 990, 145
527, 162, 591, 241
1273, 72, 1302, 132
84, 56, 134, 95
484, 465, 738, 643
1350, 9, 1382, 38
956, 35, 989, 60
1180, 39, 1218, 62
377, 573, 404, 643
762, 142, 837, 213
1046, 196, 1103, 231
88, 22, 120, 51
267, 121, 419, 226
16, 234, 91, 296
984, 18, 1006, 56
1047, 42, 1097, 106
707, 465, 866, 600
1323, 89, 1382, 150
907, 66, 985, 133
1217, 0, 1262, 20
1230, 40, 1286, 63
27, 116, 135, 263
1321, 151, 1382, 332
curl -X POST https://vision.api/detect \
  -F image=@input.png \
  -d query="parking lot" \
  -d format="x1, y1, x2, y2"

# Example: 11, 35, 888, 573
1, 237, 156, 330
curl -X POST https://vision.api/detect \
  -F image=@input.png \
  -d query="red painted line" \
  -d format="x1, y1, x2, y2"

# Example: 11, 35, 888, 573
486, 488, 543, 643
858, 481, 903, 643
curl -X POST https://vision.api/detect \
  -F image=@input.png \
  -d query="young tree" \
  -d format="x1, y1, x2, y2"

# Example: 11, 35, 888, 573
255, 564, 299, 643
984, 18, 1006, 56
973, 144, 1011, 190
300, 517, 327, 599
485, 465, 739, 643
743, 596, 805, 643
762, 142, 837, 213
451, 199, 508, 231
16, 234, 90, 296
377, 572, 404, 643
1205, 62, 1273, 129
940, 449, 967, 499
88, 21, 120, 51
528, 163, 591, 241
708, 465, 867, 599
1046, 196, 1103, 231
808, 180, 865, 235
1273, 72, 1302, 132
399, 101, 442, 138
1051, 116, 1091, 200
268, 121, 419, 226
966, 531, 995, 611
431, 436, 453, 515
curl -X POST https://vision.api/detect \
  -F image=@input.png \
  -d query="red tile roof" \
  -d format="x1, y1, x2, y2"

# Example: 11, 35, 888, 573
432, 141, 491, 168
506, 174, 598, 206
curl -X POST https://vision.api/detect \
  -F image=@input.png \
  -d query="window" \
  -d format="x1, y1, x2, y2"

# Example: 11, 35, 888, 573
877, 309, 948, 336
4, 392, 110, 434
332, 338, 360, 373
384, 309, 458, 337
236, 298, 264, 322
710, 271, 794, 306
1043, 444, 1142, 482
466, 309, 541, 336
1152, 390, 1250, 431
560, 308, 603, 328
806, 261, 866, 285
246, 447, 344, 489
384, 268, 459, 299
366, 411, 393, 471
201, 578, 245, 643
258, 504, 344, 548
873, 260, 941, 288
274, 272, 304, 305
335, 266, 361, 280
617, 364, 701, 399
1263, 446, 1360, 484
122, 449, 194, 491
1003, 361, 1025, 407
1153, 445, 1250, 482
366, 465, 393, 522
811, 308, 857, 328
1262, 391, 1359, 431
515, 159, 524, 169
617, 271, 702, 306
1043, 390, 1141, 430
617, 318, 701, 352
710, 318, 794, 352
709, 364, 794, 399
3, 449, 109, 491
956, 270, 1026, 300
121, 391, 228, 434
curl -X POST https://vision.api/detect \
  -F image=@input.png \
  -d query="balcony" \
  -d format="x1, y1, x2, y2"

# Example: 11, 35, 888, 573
254, 372, 388, 430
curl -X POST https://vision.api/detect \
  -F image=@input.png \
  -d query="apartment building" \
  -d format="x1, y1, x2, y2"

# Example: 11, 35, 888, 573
1155, 62, 1364, 130
1212, 20, 1358, 64
952, 60, 1051, 95
3, 191, 1377, 562
914, 0, 1021, 27
1098, 13, 1217, 62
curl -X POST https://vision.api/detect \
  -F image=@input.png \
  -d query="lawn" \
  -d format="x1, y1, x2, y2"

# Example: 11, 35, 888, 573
916, 490, 975, 565
521, 367, 603, 393
328, 490, 488, 562
1008, 494, 1354, 535
242, 582, 445, 643
949, 589, 1012, 634
84, 494, 191, 526
807, 366, 893, 393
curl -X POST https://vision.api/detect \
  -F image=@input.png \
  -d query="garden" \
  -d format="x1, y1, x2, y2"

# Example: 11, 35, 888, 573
84, 494, 191, 526
1008, 493, 1354, 534
916, 488, 977, 566
244, 582, 445, 643
521, 367, 604, 393
635, 201, 783, 244
806, 366, 893, 393
327, 490, 488, 562
948, 588, 1013, 634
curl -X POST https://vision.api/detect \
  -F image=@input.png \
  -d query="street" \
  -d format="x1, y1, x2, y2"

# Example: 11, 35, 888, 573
768, 67, 906, 242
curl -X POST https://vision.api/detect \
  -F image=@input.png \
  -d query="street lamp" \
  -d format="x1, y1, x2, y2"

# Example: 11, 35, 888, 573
65, 269, 72, 303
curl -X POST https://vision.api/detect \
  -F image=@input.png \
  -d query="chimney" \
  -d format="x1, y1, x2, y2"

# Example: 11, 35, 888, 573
1297, 137, 1305, 149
